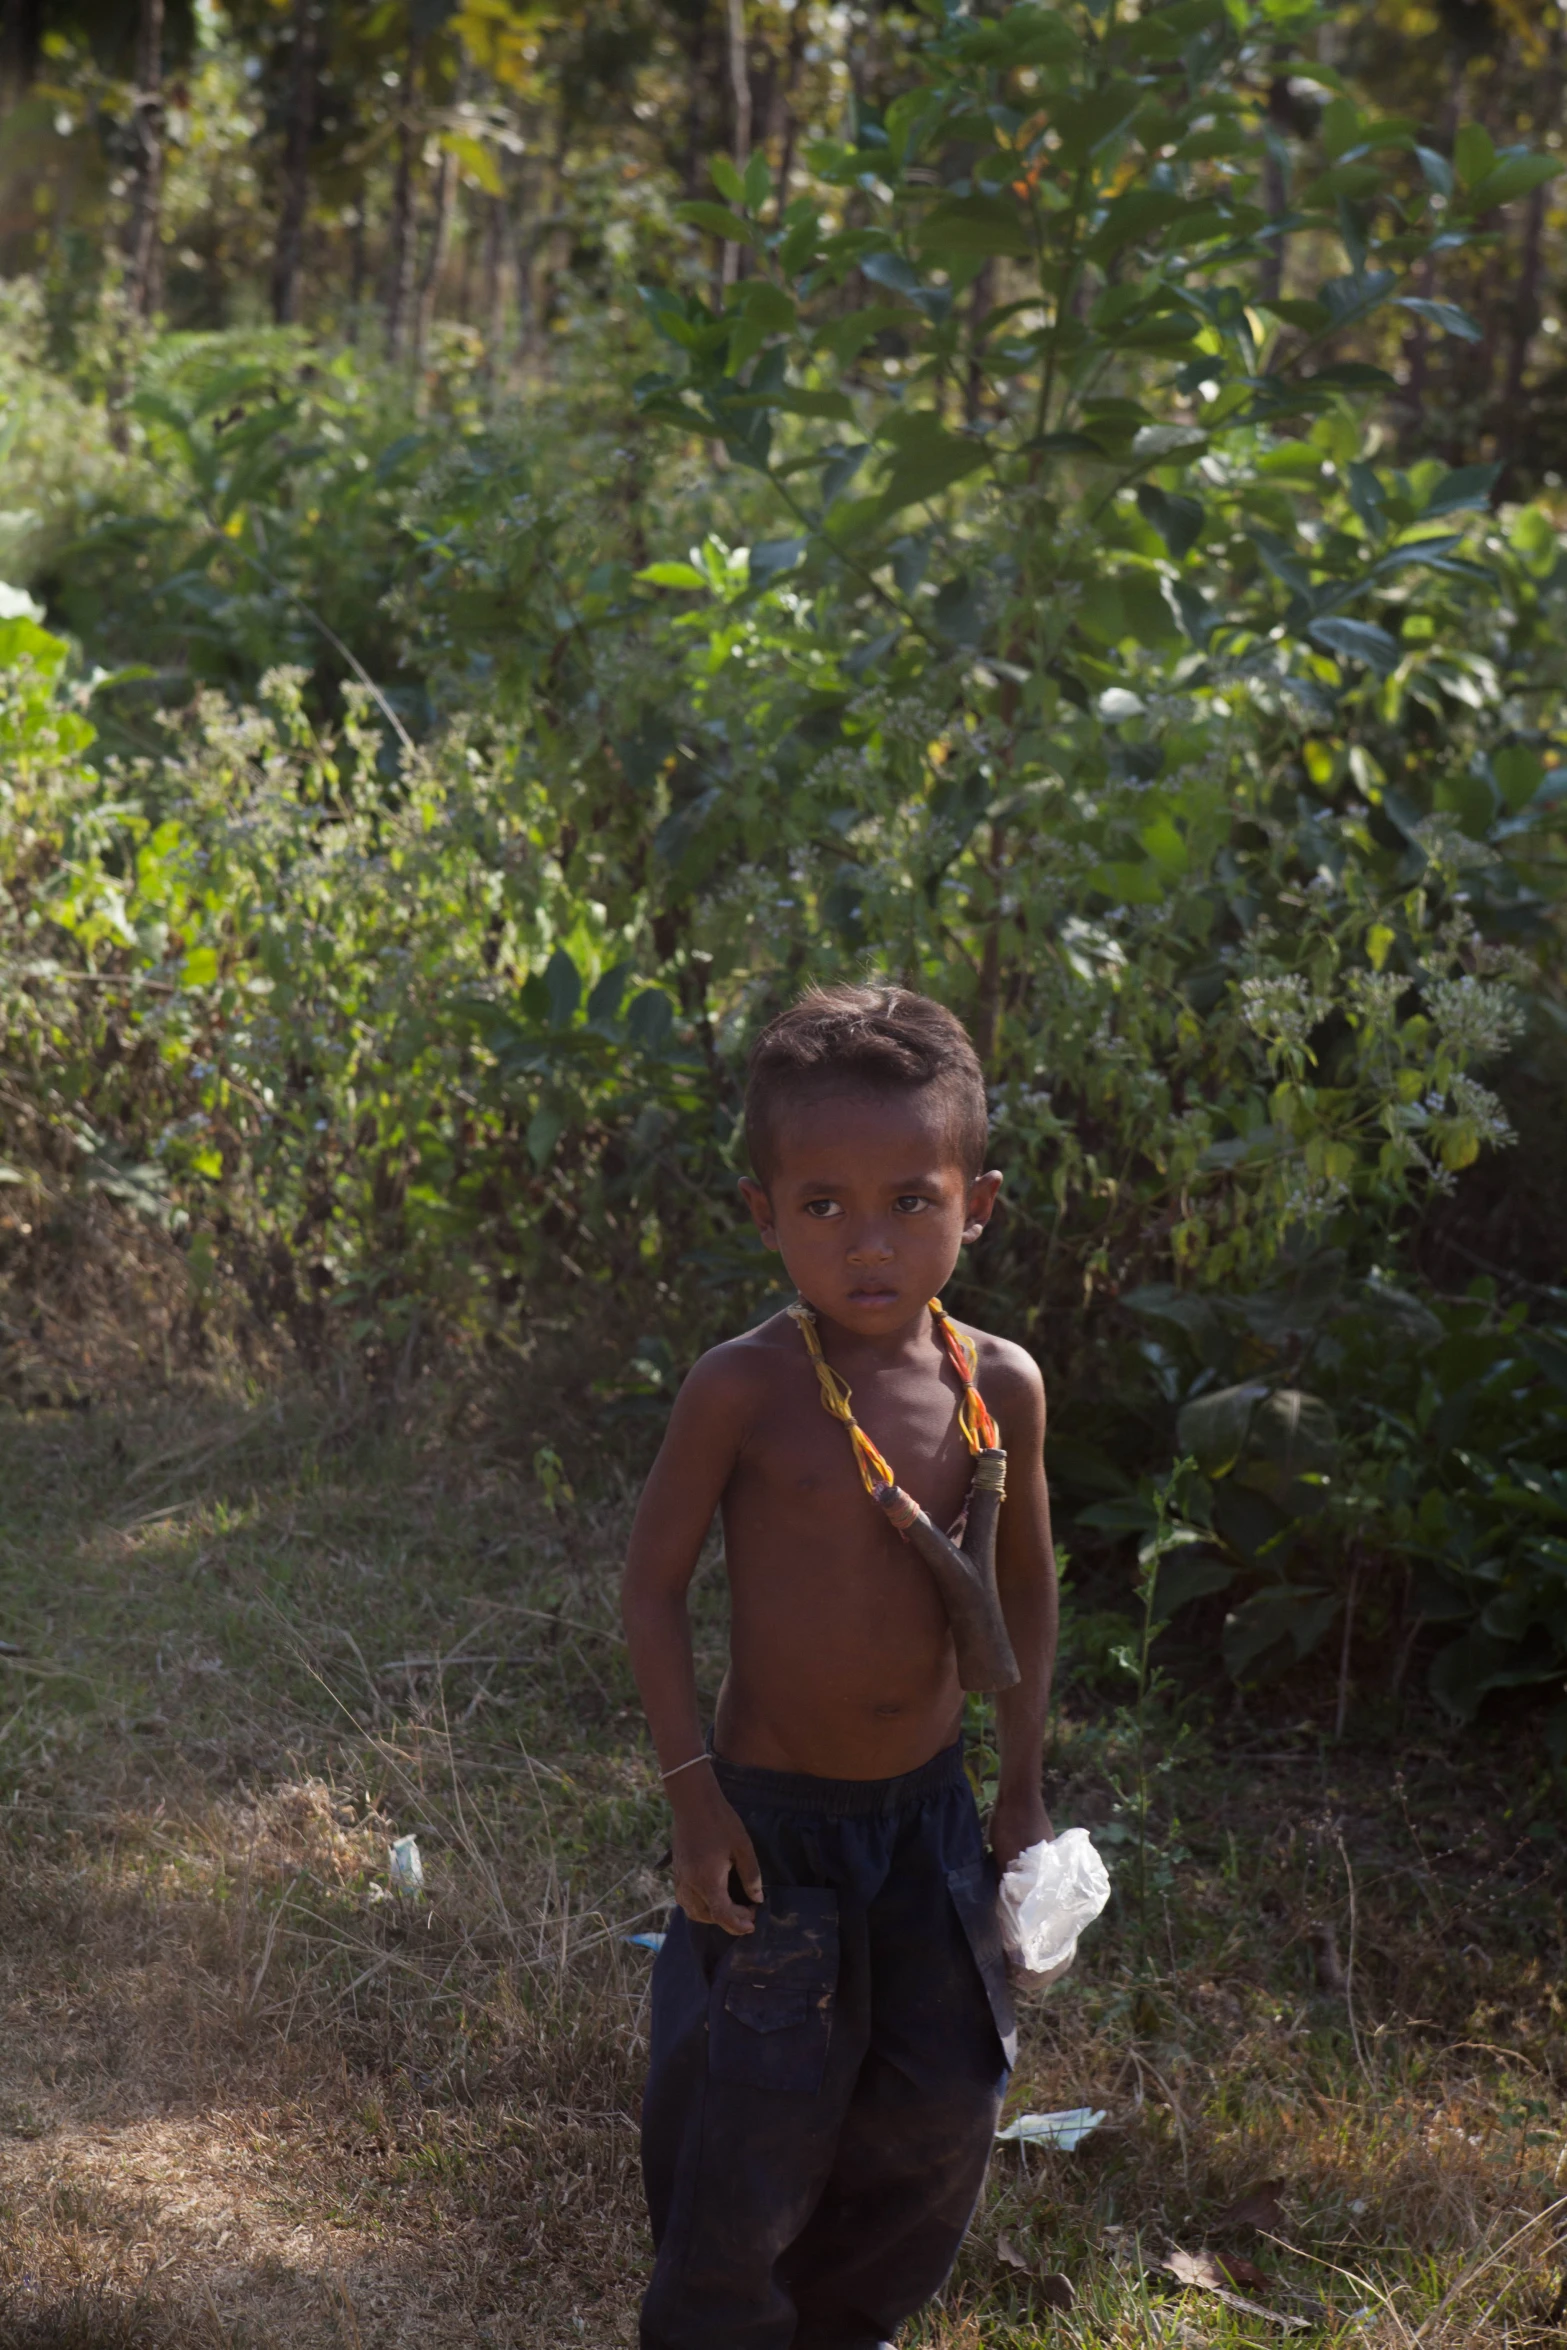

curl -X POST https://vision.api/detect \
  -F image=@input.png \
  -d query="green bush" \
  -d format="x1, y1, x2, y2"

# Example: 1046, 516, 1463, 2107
4, 0, 1567, 1726
1075, 1257, 1567, 1735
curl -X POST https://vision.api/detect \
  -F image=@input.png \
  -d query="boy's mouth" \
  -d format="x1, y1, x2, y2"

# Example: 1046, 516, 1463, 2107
846, 1283, 900, 1307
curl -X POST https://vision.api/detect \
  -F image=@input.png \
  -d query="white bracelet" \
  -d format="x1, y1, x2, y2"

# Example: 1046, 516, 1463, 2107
659, 1753, 712, 1782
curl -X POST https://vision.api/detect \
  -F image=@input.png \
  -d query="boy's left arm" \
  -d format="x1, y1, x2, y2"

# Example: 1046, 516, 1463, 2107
987, 1346, 1058, 1872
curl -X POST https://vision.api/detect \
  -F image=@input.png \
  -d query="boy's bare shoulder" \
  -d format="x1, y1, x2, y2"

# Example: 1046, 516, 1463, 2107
679, 1312, 804, 1416
958, 1322, 1047, 1419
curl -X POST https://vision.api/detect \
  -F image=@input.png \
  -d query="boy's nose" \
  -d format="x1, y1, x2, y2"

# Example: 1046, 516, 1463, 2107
846, 1231, 894, 1264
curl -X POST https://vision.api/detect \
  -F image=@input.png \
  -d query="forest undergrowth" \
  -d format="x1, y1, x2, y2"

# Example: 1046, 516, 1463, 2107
0, 1344, 1561, 2350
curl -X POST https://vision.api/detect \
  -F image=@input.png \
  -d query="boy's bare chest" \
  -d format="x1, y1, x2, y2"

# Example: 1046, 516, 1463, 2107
731, 1362, 976, 1529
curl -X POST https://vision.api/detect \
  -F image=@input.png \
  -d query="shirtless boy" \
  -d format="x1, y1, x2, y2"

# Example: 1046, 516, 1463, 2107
622, 983, 1058, 2350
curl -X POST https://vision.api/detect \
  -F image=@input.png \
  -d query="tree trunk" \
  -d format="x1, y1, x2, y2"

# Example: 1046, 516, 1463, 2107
512, 180, 537, 364
346, 203, 367, 344
454, 187, 474, 324
480, 190, 504, 369
679, 11, 713, 199
125, 0, 166, 323
1501, 181, 1545, 423
384, 30, 423, 361
0, 0, 45, 115
722, 0, 751, 288
773, 3, 807, 215
1500, 19, 1560, 438
271, 0, 320, 326
972, 824, 1007, 1071
414, 142, 455, 363
1258, 71, 1292, 305
965, 259, 994, 425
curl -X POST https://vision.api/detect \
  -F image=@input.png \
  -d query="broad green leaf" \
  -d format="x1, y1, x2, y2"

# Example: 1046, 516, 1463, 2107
1152, 1552, 1235, 1623
1120, 570, 1181, 646
1055, 82, 1143, 166
626, 989, 675, 1054
1177, 1382, 1267, 1478
871, 414, 992, 519
1416, 144, 1453, 197
734, 280, 796, 334
1224, 1586, 1341, 1679
1175, 121, 1249, 162
544, 947, 581, 1028
748, 537, 806, 584
1249, 526, 1315, 596
950, 5, 1080, 67
786, 386, 857, 422
527, 1106, 563, 1170
1249, 1388, 1337, 1476
587, 963, 631, 1023
1131, 423, 1206, 461
916, 193, 1034, 262
1429, 1627, 1561, 1719
1259, 296, 1329, 332
742, 149, 772, 211
710, 154, 746, 206
1453, 122, 1495, 189
1361, 116, 1419, 151
442, 131, 504, 196
1308, 160, 1384, 202
1511, 503, 1559, 578
1308, 617, 1400, 673
860, 249, 925, 298
1089, 857, 1165, 903
1318, 270, 1396, 331
1492, 744, 1544, 812
675, 200, 762, 251
1076, 576, 1126, 646
1321, 97, 1363, 162
1076, 1496, 1159, 1535
1396, 296, 1481, 342
1115, 315, 1203, 352
731, 385, 855, 422
1421, 461, 1500, 517
1121, 0, 1226, 53
1467, 152, 1561, 210
1086, 187, 1196, 261
636, 561, 707, 589
0, 614, 68, 671
778, 208, 823, 273
1141, 813, 1188, 875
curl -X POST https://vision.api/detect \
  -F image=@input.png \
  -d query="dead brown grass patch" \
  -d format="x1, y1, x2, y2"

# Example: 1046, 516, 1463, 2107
0, 1373, 1561, 2348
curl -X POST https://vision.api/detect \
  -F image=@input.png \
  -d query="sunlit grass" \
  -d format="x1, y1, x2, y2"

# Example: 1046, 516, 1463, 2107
0, 1378, 1562, 2347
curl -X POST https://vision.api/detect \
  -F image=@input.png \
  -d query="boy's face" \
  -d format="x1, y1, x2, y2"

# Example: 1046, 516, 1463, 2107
739, 1086, 1002, 1338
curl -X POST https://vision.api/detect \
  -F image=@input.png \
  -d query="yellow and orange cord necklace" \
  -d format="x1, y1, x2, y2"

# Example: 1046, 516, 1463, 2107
786, 1296, 999, 1530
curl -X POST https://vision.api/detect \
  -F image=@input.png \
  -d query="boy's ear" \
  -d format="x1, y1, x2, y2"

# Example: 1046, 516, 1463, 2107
738, 1176, 780, 1251
962, 1169, 1003, 1246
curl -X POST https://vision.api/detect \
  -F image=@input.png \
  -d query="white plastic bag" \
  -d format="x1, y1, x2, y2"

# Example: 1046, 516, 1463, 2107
998, 1828, 1110, 1982
388, 1833, 425, 1896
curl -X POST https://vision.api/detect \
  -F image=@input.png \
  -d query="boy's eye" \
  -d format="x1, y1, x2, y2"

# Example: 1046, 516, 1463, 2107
895, 1194, 932, 1214
802, 1198, 841, 1219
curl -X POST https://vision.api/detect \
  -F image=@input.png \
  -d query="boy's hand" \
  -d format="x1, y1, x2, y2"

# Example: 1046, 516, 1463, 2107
988, 1786, 1054, 1876
670, 1771, 765, 1934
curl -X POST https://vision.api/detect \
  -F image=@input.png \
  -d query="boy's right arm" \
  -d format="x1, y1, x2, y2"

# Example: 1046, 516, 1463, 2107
620, 1345, 765, 1938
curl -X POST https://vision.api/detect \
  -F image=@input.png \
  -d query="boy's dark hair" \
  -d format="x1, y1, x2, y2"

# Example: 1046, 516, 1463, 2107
745, 984, 988, 1184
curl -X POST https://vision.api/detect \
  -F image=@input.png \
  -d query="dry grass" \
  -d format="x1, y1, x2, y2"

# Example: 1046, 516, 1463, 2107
0, 1368, 1562, 2350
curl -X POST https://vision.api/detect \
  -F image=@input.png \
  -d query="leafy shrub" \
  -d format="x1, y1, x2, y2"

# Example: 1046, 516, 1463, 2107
1076, 1255, 1567, 1740
4, 0, 1567, 1724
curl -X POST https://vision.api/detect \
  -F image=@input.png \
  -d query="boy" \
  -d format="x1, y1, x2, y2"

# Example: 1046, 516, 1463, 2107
621, 983, 1058, 2350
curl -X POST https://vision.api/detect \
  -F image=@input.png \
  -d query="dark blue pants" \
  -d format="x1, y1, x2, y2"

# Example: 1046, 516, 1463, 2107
639, 1740, 1015, 2350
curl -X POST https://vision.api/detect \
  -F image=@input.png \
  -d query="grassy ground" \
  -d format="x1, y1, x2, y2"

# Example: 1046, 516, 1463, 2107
0, 1371, 1562, 2350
